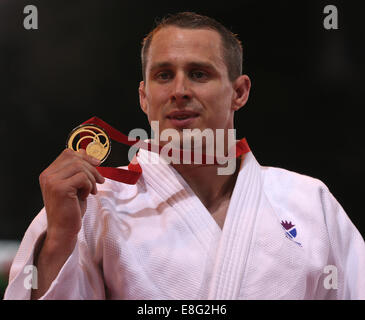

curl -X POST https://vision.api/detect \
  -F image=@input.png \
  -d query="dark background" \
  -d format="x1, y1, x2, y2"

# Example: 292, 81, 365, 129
0, 0, 364, 242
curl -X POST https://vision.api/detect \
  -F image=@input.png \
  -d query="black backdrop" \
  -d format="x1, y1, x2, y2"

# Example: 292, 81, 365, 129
0, 0, 364, 240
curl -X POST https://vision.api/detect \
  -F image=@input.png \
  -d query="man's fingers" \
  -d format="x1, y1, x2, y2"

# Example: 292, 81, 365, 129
42, 162, 104, 197
51, 148, 100, 170
76, 150, 104, 183
67, 172, 94, 200
45, 149, 105, 183
39, 148, 106, 200
51, 157, 104, 184
78, 149, 101, 166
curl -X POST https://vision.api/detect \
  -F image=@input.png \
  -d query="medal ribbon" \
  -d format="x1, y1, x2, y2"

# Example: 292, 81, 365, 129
79, 116, 250, 184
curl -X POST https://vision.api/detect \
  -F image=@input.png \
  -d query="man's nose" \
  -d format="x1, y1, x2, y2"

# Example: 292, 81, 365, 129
171, 73, 192, 104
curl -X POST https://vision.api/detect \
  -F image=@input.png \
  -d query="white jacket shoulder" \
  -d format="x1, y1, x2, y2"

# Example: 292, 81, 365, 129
261, 165, 328, 195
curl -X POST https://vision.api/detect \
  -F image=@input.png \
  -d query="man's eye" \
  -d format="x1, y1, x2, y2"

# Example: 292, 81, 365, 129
156, 72, 172, 80
190, 70, 208, 80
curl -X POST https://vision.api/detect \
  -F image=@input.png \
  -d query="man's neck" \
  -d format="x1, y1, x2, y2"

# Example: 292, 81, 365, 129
171, 158, 241, 211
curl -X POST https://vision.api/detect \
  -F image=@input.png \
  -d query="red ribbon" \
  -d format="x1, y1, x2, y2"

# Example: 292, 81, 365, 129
79, 116, 250, 184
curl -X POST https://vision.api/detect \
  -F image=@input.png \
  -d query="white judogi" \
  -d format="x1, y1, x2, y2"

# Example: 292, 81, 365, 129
4, 147, 365, 299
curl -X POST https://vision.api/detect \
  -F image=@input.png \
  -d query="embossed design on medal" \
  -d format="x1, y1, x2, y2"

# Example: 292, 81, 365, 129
66, 124, 111, 163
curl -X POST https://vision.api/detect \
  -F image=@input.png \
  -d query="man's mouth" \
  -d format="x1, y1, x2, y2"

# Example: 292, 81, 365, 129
166, 111, 200, 119
172, 115, 191, 120
166, 111, 200, 127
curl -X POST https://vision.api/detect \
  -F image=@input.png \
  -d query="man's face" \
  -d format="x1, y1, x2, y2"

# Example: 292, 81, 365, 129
139, 26, 249, 146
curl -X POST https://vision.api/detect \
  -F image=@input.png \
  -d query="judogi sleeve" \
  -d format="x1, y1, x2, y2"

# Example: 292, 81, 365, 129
4, 204, 106, 300
322, 187, 365, 299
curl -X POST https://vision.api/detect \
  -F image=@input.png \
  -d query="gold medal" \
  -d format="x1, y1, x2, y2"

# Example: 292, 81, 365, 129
66, 124, 111, 163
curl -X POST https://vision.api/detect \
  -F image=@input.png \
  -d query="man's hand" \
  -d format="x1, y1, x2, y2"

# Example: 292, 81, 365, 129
32, 148, 105, 299
39, 148, 105, 242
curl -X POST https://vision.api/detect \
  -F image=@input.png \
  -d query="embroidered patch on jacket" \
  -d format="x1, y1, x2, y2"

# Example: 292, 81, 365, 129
281, 220, 302, 247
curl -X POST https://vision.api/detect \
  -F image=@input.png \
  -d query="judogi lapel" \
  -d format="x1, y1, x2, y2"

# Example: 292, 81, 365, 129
207, 151, 263, 299
136, 147, 222, 258
137, 148, 267, 299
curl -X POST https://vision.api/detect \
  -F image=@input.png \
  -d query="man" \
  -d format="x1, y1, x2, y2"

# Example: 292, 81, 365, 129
4, 12, 365, 300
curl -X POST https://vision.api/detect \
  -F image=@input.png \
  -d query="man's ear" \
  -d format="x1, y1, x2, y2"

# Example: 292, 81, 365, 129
139, 81, 148, 115
232, 75, 251, 111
